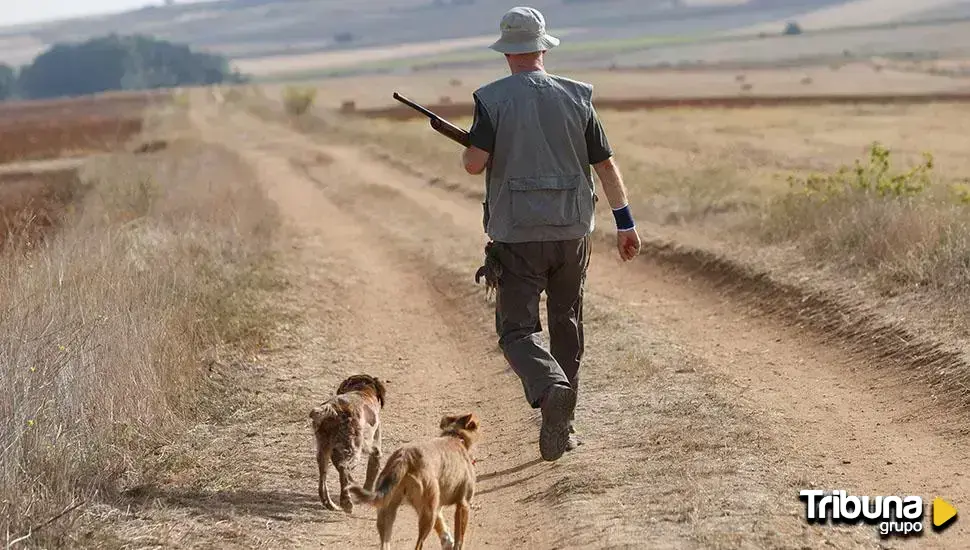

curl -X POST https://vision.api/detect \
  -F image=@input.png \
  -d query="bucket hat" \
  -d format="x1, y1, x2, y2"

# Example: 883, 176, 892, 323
489, 7, 560, 55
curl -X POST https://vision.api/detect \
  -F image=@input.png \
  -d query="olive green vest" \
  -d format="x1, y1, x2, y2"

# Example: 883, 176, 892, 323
474, 70, 597, 243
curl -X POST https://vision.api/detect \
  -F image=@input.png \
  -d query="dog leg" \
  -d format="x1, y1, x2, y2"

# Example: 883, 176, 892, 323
317, 445, 339, 511
454, 500, 470, 550
377, 495, 402, 550
434, 509, 454, 550
415, 507, 436, 550
337, 464, 356, 514
365, 426, 383, 491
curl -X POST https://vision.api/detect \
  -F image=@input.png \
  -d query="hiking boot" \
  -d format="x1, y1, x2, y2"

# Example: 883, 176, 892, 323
539, 384, 576, 461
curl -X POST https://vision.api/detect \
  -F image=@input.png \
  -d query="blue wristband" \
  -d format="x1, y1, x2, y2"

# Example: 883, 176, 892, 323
612, 204, 635, 231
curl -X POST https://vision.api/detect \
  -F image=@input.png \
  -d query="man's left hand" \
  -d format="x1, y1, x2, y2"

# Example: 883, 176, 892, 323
617, 229, 641, 261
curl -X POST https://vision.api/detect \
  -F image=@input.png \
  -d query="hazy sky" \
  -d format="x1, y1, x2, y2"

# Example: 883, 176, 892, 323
2, 1, 189, 26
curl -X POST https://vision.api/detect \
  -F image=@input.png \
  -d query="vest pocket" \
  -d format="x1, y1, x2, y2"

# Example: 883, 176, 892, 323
508, 175, 582, 227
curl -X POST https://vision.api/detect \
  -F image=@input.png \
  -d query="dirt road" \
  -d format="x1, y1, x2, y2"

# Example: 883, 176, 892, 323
106, 99, 970, 549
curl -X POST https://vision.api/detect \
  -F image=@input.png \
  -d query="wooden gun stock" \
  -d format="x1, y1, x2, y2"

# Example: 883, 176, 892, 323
393, 92, 470, 148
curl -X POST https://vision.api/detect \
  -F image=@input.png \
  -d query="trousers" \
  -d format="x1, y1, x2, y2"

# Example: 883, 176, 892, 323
492, 235, 590, 408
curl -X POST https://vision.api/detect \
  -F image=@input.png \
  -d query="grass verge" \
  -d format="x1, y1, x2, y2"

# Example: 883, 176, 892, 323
0, 134, 281, 547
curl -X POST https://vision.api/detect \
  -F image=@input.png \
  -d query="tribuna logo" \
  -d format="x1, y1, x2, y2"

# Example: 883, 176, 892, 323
800, 490, 924, 536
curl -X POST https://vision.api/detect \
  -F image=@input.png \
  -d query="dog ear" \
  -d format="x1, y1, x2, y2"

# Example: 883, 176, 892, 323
372, 377, 386, 408
440, 414, 457, 430
455, 413, 478, 431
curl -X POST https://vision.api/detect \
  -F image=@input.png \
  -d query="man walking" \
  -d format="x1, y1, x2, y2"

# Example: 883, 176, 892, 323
462, 6, 641, 461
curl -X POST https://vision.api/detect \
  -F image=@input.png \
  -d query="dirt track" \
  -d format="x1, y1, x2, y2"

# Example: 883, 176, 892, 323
104, 96, 970, 549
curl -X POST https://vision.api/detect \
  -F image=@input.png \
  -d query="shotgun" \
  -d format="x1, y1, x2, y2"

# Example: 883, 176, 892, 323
392, 92, 470, 147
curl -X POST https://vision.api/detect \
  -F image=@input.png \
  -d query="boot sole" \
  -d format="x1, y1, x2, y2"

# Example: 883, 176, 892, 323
539, 385, 577, 461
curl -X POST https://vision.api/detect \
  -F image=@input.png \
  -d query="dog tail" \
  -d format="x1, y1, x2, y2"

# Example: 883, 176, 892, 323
348, 454, 408, 507
309, 403, 339, 430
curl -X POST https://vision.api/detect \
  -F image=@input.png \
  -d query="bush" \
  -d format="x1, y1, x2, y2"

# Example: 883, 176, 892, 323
783, 21, 803, 35
282, 86, 317, 117
756, 143, 970, 289
785, 142, 933, 202
0, 63, 16, 100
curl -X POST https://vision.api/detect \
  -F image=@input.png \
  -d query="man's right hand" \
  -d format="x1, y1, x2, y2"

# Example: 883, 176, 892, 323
617, 229, 641, 261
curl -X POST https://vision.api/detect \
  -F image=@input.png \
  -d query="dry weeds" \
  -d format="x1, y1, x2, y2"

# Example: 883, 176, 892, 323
0, 168, 80, 250
0, 134, 280, 547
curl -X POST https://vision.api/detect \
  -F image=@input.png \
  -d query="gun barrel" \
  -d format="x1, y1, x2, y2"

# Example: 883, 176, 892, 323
392, 92, 437, 120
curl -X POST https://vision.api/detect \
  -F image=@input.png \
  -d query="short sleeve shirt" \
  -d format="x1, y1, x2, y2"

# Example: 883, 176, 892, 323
468, 95, 613, 164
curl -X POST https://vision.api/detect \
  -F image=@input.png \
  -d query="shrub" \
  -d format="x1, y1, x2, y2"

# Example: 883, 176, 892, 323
755, 143, 970, 289
785, 142, 934, 202
282, 86, 317, 117
171, 88, 191, 108
783, 21, 803, 35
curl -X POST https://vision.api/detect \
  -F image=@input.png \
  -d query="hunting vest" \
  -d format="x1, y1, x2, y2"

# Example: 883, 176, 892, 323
474, 70, 597, 243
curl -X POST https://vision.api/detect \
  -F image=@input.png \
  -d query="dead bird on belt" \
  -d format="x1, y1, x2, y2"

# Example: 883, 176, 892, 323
474, 241, 501, 298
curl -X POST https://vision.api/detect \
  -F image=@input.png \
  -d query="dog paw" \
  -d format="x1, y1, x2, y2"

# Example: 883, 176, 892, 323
440, 534, 455, 550
321, 499, 339, 511
340, 498, 354, 514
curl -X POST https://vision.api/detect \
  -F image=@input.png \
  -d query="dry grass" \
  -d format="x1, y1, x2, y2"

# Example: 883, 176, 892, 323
600, 104, 970, 292
0, 134, 279, 546
281, 85, 318, 117
0, 169, 81, 249
756, 144, 970, 291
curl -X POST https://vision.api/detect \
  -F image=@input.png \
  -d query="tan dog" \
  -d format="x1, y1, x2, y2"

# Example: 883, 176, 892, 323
309, 373, 386, 513
349, 413, 480, 550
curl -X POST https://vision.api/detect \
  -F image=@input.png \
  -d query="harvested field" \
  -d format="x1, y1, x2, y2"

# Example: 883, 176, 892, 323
277, 63, 970, 113
0, 91, 163, 164
737, 0, 967, 34
0, 117, 144, 164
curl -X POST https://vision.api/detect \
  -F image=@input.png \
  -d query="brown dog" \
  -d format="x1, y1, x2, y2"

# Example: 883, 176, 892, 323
309, 373, 386, 513
348, 413, 480, 550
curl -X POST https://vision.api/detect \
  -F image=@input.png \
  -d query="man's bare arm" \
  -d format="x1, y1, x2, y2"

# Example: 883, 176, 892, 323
593, 156, 641, 261
462, 146, 490, 175
592, 157, 630, 209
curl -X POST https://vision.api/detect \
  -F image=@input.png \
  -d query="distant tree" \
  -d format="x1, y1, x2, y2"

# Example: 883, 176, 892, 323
17, 34, 247, 100
783, 21, 803, 36
0, 64, 16, 100
334, 32, 355, 44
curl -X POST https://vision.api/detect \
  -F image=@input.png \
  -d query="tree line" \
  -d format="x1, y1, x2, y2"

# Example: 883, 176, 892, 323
0, 34, 247, 101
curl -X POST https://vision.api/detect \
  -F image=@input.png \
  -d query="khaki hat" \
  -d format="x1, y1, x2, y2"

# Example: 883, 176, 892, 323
489, 7, 560, 55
